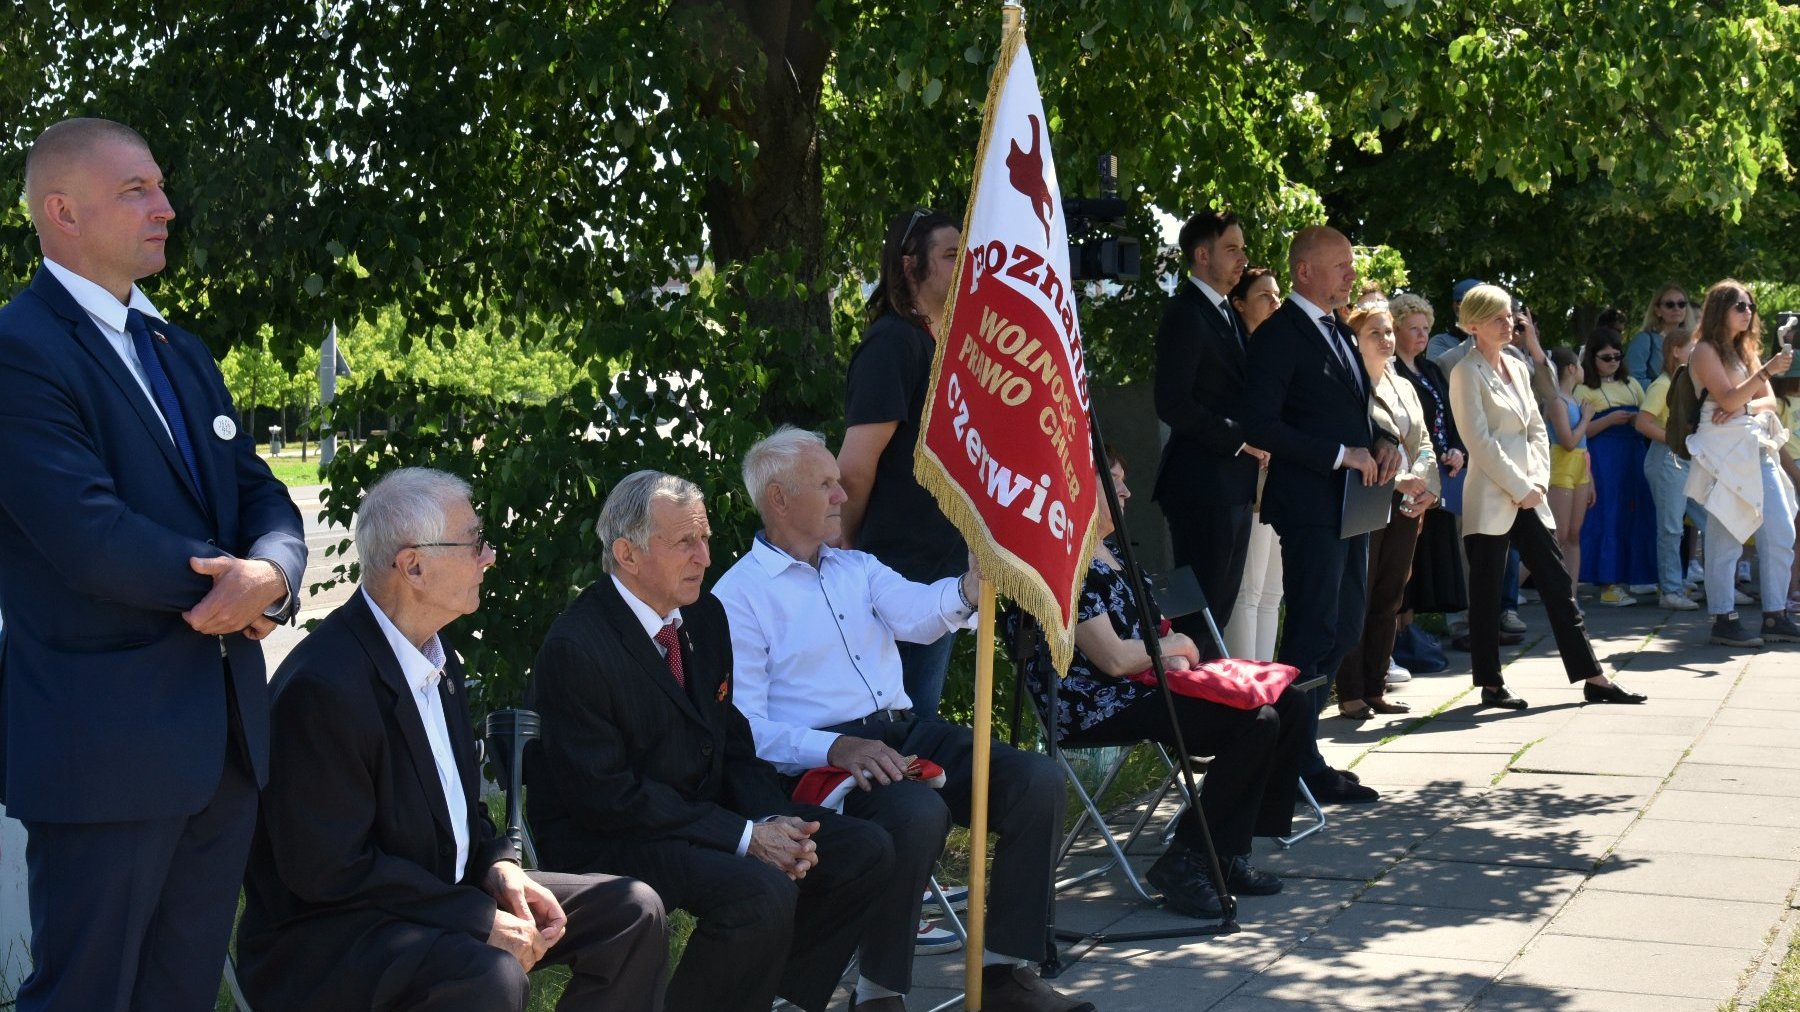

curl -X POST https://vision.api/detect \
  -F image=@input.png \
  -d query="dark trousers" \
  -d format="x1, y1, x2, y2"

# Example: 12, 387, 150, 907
1273, 523, 1370, 777
1167, 498, 1254, 656
19, 676, 257, 1012
828, 716, 1063, 993
1466, 509, 1602, 686
593, 811, 890, 1012
392, 872, 668, 1011
1062, 686, 1306, 855
1338, 505, 1423, 704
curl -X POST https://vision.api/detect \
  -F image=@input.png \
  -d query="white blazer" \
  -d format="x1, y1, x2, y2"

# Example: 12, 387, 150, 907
1449, 350, 1554, 537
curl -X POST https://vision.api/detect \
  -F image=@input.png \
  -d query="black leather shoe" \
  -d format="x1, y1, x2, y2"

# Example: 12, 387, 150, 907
1146, 844, 1225, 918
1480, 685, 1528, 709
1584, 681, 1647, 704
1227, 855, 1283, 896
1304, 770, 1379, 803
1336, 767, 1362, 785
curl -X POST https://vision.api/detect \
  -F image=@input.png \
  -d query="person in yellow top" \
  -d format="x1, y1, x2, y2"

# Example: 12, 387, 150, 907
1634, 325, 1706, 610
1545, 349, 1594, 592
1575, 329, 1657, 605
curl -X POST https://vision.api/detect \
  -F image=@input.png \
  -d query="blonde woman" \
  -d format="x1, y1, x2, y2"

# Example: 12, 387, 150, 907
1448, 285, 1645, 708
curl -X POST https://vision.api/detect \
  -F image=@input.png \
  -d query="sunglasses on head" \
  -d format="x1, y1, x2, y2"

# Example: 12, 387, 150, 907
1595, 353, 1623, 363
1661, 299, 1688, 309
899, 207, 935, 248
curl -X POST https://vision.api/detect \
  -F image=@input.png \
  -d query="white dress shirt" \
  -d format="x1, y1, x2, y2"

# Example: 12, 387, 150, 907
713, 535, 975, 775
44, 258, 171, 439
608, 574, 756, 856
1288, 291, 1362, 470
362, 586, 469, 882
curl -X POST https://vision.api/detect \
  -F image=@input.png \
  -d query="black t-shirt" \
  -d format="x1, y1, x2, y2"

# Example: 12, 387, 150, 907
844, 311, 966, 582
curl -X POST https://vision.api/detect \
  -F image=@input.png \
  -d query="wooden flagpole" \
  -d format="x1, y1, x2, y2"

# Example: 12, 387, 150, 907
964, 578, 997, 1007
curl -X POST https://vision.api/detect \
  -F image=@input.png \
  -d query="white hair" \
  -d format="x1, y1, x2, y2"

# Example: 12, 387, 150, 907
597, 470, 705, 573
741, 426, 829, 517
355, 467, 473, 575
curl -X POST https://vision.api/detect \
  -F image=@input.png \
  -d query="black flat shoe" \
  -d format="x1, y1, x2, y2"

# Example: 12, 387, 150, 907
1147, 844, 1225, 918
1480, 685, 1528, 709
1226, 855, 1283, 896
1584, 681, 1647, 704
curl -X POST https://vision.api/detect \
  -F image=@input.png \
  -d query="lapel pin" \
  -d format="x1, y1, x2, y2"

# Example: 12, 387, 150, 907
212, 415, 237, 440
153, 328, 169, 344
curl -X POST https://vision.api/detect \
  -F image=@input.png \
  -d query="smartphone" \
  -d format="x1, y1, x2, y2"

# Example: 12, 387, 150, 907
1779, 312, 1800, 378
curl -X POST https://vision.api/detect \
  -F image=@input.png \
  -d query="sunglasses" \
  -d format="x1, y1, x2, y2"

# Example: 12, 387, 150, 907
1595, 353, 1623, 363
899, 207, 935, 248
1661, 299, 1688, 310
1734, 300, 1757, 314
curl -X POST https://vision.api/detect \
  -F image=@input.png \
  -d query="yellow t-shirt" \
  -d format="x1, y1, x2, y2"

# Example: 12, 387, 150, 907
1641, 375, 1672, 426
1574, 377, 1645, 413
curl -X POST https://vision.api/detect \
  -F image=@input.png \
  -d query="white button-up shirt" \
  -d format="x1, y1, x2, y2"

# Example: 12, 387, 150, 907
44, 258, 172, 439
362, 587, 470, 882
713, 535, 975, 774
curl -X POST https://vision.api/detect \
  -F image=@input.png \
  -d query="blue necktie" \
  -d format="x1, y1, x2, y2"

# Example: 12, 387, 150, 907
125, 309, 203, 494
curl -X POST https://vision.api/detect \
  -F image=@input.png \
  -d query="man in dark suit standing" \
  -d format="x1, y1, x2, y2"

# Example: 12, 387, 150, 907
1154, 209, 1268, 649
527, 470, 893, 1012
237, 467, 667, 1011
1243, 226, 1399, 805
0, 118, 306, 1011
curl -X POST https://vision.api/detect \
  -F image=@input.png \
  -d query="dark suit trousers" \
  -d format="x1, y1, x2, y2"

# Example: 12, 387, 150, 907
391, 872, 667, 1012
1466, 510, 1601, 687
1274, 523, 1370, 777
1062, 687, 1305, 855
1337, 505, 1423, 704
1166, 498, 1254, 655
591, 812, 891, 1012
18, 673, 257, 1012
830, 716, 1064, 993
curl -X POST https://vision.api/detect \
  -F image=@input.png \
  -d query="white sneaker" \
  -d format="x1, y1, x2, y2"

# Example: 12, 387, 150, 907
1660, 592, 1701, 611
1686, 560, 1706, 585
1499, 610, 1528, 633
1629, 584, 1658, 596
916, 918, 962, 954
1739, 561, 1755, 584
1386, 659, 1412, 684
1737, 588, 1756, 606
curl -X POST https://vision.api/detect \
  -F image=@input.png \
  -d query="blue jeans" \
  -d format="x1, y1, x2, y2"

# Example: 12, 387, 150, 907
898, 632, 957, 719
1644, 442, 1706, 594
1704, 452, 1798, 616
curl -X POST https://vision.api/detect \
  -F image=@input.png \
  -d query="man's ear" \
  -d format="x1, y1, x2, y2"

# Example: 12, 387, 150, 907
610, 537, 637, 576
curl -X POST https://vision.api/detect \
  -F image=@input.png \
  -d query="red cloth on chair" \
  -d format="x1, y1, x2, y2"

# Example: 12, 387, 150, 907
1127, 619, 1299, 709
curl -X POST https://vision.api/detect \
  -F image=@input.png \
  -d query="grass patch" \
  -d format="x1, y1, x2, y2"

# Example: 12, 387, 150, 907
256, 447, 325, 487
1745, 924, 1800, 1011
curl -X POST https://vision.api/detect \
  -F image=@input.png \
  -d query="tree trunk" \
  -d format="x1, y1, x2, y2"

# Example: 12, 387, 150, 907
678, 0, 834, 427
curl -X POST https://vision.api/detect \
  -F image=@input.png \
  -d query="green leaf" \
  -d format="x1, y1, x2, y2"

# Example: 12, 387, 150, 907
923, 77, 943, 106
303, 274, 324, 297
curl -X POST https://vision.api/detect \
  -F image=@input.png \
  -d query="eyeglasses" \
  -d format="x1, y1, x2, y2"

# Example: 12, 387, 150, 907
403, 530, 492, 559
1734, 300, 1757, 314
1661, 299, 1688, 310
1595, 353, 1623, 363
899, 207, 935, 249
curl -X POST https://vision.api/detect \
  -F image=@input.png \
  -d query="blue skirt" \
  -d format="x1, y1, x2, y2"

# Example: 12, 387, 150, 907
1579, 409, 1659, 585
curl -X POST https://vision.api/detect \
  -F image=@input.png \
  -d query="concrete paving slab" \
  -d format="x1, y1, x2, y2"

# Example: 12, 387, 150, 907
1668, 762, 1800, 796
1618, 816, 1800, 860
1344, 750, 1510, 790
1686, 740, 1800, 769
1507, 740, 1686, 778
1036, 959, 1252, 1011
1360, 858, 1588, 914
1714, 706, 1800, 730
1546, 888, 1783, 951
1574, 694, 1734, 717
1500, 934, 1753, 999
1411, 801, 1639, 872
1479, 771, 1666, 801
1253, 816, 1451, 882
1554, 713, 1711, 738
1697, 723, 1800, 749
1205, 996, 1358, 1012
1587, 849, 1800, 903
1299, 901, 1548, 960
1469, 983, 1720, 1011
1237, 949, 1505, 1009
1644, 788, 1800, 829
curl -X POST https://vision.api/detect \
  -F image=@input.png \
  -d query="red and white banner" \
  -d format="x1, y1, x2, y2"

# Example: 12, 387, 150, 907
915, 27, 1099, 675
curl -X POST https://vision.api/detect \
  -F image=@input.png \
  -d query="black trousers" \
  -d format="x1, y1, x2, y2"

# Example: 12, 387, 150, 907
1273, 522, 1370, 777
1338, 504, 1423, 705
1062, 686, 1305, 855
1465, 508, 1602, 686
19, 669, 257, 1012
829, 715, 1063, 993
593, 811, 891, 1012
1167, 498, 1254, 656
392, 872, 668, 1012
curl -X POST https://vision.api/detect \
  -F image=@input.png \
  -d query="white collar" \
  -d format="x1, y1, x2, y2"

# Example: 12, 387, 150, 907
43, 258, 164, 333
1188, 274, 1231, 309
748, 531, 836, 577
611, 574, 683, 642
361, 586, 448, 692
1288, 291, 1334, 327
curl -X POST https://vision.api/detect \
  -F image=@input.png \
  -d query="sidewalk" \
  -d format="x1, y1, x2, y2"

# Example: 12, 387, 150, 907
900, 597, 1800, 1010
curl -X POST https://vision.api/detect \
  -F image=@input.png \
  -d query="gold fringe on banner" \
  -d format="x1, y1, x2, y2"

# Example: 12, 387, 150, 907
912, 6, 1102, 679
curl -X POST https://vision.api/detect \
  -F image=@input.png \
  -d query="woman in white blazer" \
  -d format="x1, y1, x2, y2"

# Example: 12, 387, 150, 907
1448, 285, 1645, 709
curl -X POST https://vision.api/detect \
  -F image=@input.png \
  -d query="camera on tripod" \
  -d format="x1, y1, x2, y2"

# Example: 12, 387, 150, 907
1064, 154, 1140, 282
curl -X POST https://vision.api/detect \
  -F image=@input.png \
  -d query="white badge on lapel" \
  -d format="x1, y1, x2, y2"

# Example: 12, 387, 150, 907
212, 415, 237, 440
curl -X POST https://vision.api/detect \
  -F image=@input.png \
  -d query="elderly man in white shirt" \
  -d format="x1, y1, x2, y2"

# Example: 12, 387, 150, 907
713, 427, 1092, 1012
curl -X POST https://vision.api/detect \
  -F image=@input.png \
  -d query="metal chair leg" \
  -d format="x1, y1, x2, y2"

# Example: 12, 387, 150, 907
1277, 776, 1327, 848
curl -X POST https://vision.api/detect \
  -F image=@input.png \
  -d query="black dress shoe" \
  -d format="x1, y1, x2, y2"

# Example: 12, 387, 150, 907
1584, 681, 1647, 704
1304, 770, 1379, 803
1480, 685, 1528, 709
1226, 855, 1283, 896
1336, 767, 1362, 785
1146, 844, 1225, 918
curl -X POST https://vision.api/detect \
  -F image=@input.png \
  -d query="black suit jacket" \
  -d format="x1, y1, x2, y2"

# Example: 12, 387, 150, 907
1153, 280, 1259, 505
1243, 298, 1394, 530
526, 580, 795, 873
237, 590, 513, 1011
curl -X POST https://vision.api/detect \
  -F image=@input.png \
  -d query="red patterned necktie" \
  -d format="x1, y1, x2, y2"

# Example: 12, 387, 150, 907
654, 623, 686, 689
